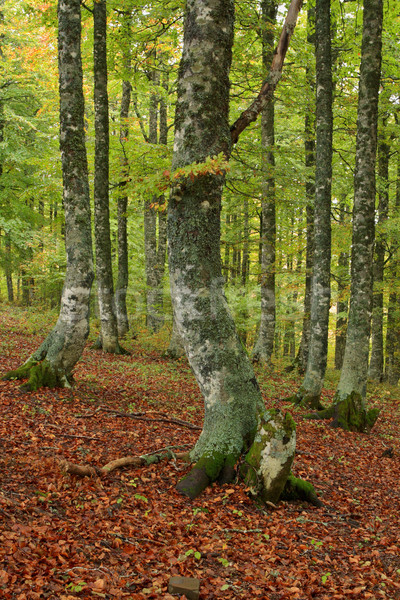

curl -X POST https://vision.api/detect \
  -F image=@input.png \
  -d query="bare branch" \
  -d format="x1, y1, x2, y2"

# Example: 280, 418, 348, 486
230, 0, 304, 145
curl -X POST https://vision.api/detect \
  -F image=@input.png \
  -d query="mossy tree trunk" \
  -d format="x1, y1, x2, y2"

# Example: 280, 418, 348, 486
93, 0, 122, 354
3, 0, 94, 390
312, 0, 383, 431
294, 0, 332, 410
169, 0, 304, 500
252, 0, 278, 368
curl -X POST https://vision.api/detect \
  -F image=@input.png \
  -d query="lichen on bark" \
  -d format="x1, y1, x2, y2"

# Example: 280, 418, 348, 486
2, 0, 94, 390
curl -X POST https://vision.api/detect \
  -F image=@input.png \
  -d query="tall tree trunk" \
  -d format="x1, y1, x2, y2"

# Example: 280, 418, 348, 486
385, 130, 400, 385
115, 75, 131, 339
144, 69, 167, 332
334, 200, 349, 370
169, 0, 304, 501
0, 98, 13, 302
252, 0, 278, 367
3, 0, 94, 390
295, 3, 315, 373
295, 0, 333, 409
93, 0, 121, 353
368, 116, 389, 381
312, 0, 383, 431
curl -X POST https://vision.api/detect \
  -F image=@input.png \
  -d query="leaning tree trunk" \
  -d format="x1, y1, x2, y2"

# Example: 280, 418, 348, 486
169, 0, 306, 501
368, 117, 389, 381
3, 0, 93, 390
294, 0, 332, 409
252, 0, 278, 367
93, 0, 122, 354
310, 0, 383, 431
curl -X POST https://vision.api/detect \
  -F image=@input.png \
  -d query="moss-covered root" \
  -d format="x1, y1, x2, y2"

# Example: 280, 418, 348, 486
176, 453, 236, 500
280, 474, 322, 507
92, 336, 130, 355
2, 358, 68, 391
305, 392, 380, 432
288, 388, 325, 411
304, 404, 335, 421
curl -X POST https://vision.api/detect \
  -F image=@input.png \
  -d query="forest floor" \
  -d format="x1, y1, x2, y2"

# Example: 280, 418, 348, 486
0, 306, 400, 600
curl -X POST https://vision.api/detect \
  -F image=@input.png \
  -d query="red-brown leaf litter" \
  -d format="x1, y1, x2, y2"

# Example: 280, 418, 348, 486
1, 307, 399, 599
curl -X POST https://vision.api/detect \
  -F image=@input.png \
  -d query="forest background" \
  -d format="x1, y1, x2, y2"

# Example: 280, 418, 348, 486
1, 0, 400, 598
0, 0, 398, 379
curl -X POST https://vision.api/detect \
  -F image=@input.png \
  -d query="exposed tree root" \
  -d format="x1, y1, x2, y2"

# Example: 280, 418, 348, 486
280, 473, 322, 507
92, 337, 130, 356
2, 358, 70, 392
289, 388, 325, 411
60, 448, 191, 478
304, 391, 380, 432
176, 452, 238, 500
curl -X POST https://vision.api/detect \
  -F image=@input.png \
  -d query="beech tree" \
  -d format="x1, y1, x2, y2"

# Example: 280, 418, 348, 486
293, 0, 333, 409
3, 0, 93, 389
252, 0, 278, 367
93, 0, 122, 354
309, 0, 383, 431
169, 0, 306, 499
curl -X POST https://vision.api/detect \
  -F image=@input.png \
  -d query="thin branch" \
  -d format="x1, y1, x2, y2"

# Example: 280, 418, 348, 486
230, 0, 304, 145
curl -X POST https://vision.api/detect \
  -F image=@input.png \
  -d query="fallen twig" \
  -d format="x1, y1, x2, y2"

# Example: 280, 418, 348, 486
60, 448, 190, 478
99, 407, 201, 431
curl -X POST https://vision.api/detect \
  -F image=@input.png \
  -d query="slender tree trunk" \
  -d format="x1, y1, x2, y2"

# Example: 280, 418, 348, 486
4, 234, 13, 302
312, 0, 383, 431
368, 116, 389, 381
295, 0, 332, 409
334, 201, 349, 370
3, 0, 94, 390
385, 131, 400, 385
252, 0, 278, 367
295, 4, 315, 373
115, 75, 131, 338
93, 0, 121, 353
144, 69, 167, 332
0, 98, 13, 302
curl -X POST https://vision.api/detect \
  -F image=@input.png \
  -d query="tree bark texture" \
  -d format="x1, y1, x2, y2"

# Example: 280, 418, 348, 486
169, 0, 264, 498
328, 0, 383, 431
3, 0, 94, 390
93, 0, 121, 353
296, 0, 332, 409
368, 118, 389, 381
252, 0, 278, 367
